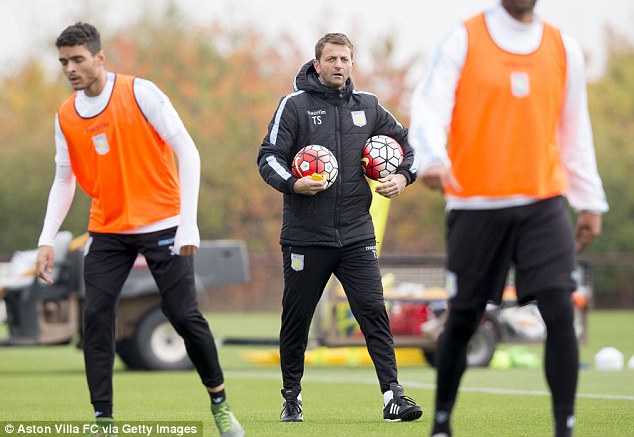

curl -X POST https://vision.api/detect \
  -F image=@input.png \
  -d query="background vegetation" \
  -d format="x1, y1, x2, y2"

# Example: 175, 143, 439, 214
0, 8, 632, 308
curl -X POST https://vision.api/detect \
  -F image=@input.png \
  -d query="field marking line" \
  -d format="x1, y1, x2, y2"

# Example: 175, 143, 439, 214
225, 370, 634, 402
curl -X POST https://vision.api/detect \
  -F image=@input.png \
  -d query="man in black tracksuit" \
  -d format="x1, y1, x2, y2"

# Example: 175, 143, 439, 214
257, 33, 422, 423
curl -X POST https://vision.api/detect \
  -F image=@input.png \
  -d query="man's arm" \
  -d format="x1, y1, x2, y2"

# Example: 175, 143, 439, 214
36, 115, 76, 284
257, 95, 301, 194
557, 34, 608, 252
165, 129, 201, 256
557, 33, 609, 215
409, 24, 467, 187
134, 78, 200, 255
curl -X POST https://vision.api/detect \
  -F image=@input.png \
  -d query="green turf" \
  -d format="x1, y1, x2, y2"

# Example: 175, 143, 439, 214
0, 310, 632, 436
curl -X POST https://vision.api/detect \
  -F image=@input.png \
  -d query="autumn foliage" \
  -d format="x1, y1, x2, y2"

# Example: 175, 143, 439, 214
1, 9, 633, 307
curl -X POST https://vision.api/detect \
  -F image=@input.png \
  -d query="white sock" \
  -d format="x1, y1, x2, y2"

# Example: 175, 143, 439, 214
383, 390, 394, 406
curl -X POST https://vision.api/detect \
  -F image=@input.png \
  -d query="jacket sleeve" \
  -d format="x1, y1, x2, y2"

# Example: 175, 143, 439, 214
257, 96, 300, 194
373, 99, 418, 185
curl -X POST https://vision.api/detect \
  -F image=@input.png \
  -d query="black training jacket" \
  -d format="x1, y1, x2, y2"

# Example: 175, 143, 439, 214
257, 60, 417, 247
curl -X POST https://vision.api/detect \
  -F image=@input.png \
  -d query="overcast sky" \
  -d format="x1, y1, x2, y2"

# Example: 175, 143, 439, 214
1, 0, 633, 81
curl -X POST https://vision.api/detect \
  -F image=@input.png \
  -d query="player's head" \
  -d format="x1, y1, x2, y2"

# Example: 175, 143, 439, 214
314, 33, 354, 61
56, 22, 105, 95
56, 22, 101, 54
313, 33, 354, 90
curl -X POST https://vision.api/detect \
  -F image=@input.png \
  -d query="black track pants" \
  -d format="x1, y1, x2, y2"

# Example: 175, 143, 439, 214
279, 241, 398, 394
83, 228, 223, 414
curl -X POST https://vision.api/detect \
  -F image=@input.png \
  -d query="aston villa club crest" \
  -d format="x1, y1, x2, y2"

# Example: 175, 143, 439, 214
351, 110, 367, 127
510, 72, 530, 98
291, 253, 304, 271
92, 133, 110, 155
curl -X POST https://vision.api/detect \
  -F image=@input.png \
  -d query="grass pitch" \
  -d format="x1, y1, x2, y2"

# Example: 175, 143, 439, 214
0, 311, 632, 436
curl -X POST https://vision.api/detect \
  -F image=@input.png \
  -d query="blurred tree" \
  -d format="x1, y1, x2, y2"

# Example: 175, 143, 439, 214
0, 7, 632, 307
0, 63, 90, 254
588, 30, 634, 252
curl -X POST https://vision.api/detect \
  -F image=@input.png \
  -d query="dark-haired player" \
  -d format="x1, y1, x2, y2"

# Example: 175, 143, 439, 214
35, 22, 243, 437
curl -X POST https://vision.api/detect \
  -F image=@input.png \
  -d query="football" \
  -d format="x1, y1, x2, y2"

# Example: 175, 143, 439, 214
361, 135, 404, 180
292, 145, 339, 189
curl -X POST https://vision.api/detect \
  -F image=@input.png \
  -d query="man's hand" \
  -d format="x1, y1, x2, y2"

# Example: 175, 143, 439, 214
293, 175, 328, 195
36, 245, 55, 284
179, 245, 198, 256
375, 173, 407, 199
575, 211, 602, 253
420, 164, 461, 193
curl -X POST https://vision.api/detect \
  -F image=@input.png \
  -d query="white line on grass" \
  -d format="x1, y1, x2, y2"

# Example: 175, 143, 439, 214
225, 370, 634, 402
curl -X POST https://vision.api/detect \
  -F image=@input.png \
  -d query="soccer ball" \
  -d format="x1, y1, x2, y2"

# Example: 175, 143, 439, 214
292, 145, 339, 189
361, 135, 403, 180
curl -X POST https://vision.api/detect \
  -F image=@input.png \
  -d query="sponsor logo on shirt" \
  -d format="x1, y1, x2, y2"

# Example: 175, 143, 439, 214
307, 109, 326, 125
85, 121, 110, 134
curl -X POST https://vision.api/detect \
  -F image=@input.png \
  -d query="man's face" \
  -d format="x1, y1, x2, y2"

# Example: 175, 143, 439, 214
313, 43, 353, 90
58, 44, 105, 96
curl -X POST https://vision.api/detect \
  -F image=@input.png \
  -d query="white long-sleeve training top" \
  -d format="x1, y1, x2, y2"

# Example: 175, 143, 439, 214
409, 2, 608, 213
38, 72, 201, 253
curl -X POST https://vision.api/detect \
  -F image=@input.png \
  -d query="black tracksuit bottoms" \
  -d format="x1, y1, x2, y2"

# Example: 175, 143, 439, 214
82, 228, 223, 415
280, 240, 398, 395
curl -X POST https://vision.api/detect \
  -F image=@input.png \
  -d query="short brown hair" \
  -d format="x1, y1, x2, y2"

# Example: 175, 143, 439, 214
56, 22, 101, 55
314, 33, 354, 61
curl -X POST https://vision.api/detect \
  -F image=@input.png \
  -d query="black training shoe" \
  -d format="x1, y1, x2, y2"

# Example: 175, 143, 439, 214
383, 383, 423, 422
280, 397, 303, 422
